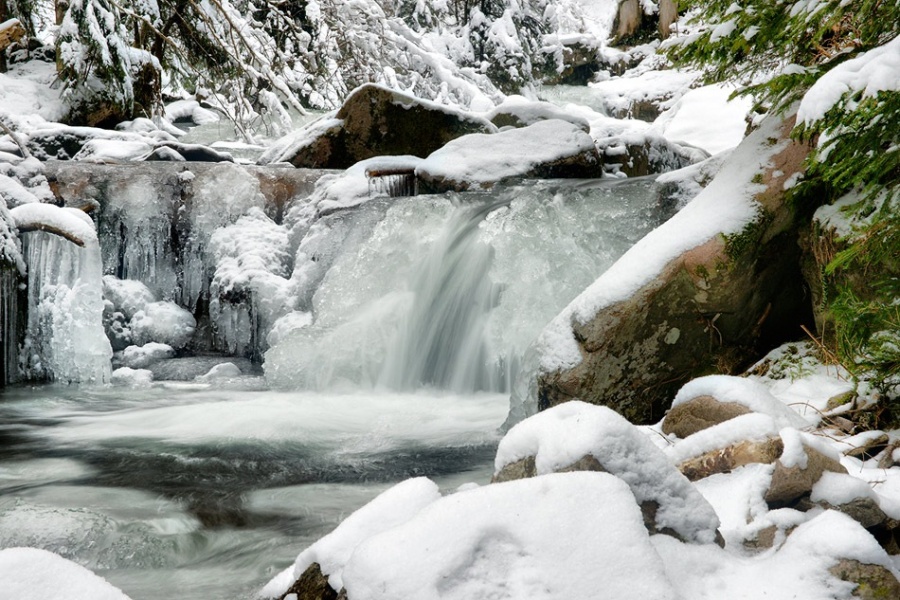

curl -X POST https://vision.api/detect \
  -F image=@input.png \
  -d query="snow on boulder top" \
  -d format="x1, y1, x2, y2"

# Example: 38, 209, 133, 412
665, 412, 781, 465
10, 202, 98, 247
340, 472, 678, 600
483, 95, 591, 131
534, 109, 786, 373
260, 477, 441, 598
0, 547, 133, 600
495, 401, 720, 544
798, 35, 900, 127
673, 375, 811, 429
257, 114, 343, 165
416, 119, 601, 188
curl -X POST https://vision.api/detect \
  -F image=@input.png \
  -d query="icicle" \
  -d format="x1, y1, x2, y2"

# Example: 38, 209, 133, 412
367, 168, 418, 198
22, 229, 112, 384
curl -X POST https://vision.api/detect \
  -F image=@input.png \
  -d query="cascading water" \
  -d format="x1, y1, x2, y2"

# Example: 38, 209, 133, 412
265, 178, 663, 394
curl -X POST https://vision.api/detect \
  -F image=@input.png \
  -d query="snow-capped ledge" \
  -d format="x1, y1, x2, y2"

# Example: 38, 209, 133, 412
10, 202, 98, 247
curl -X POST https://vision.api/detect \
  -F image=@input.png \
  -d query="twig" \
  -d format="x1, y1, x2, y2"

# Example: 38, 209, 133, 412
0, 114, 31, 159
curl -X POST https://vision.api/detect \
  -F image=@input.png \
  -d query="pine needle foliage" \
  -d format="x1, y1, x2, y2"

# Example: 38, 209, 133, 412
669, 0, 900, 395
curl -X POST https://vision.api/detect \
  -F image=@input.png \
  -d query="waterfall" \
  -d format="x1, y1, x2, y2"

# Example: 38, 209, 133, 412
21, 231, 112, 384
265, 178, 663, 393
378, 199, 505, 392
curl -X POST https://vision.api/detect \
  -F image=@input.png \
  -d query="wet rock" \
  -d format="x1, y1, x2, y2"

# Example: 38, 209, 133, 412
828, 559, 900, 600
678, 437, 784, 481
266, 84, 495, 169
662, 395, 753, 438
278, 563, 339, 600
602, 137, 708, 178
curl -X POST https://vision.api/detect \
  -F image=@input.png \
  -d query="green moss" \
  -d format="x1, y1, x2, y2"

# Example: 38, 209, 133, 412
722, 209, 774, 262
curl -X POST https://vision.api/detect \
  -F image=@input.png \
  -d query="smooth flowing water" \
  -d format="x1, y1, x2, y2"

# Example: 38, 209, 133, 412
0, 176, 665, 598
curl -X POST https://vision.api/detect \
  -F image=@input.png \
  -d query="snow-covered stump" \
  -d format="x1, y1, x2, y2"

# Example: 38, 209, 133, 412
517, 113, 814, 425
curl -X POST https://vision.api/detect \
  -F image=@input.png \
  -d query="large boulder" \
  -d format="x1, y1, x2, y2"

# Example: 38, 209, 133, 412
261, 84, 496, 169
526, 112, 813, 424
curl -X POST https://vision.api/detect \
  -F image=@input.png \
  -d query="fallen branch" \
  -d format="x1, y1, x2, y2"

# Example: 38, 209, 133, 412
16, 222, 86, 247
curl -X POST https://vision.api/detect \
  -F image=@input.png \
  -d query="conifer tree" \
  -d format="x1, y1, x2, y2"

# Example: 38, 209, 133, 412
671, 0, 900, 398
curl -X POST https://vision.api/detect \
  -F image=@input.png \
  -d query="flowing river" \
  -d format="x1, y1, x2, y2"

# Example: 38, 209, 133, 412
0, 176, 665, 598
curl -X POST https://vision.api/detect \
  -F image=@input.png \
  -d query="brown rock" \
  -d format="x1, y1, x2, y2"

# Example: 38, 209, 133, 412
678, 437, 784, 481
662, 395, 752, 438
278, 562, 339, 600
829, 559, 900, 600
536, 114, 813, 424
491, 456, 538, 483
272, 84, 495, 169
765, 446, 847, 506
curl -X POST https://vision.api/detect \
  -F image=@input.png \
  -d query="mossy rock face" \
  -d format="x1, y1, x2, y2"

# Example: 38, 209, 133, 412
829, 559, 900, 600
537, 116, 815, 424
284, 84, 496, 169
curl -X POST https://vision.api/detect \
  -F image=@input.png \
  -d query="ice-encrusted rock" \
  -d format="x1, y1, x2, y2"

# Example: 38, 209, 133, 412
129, 301, 196, 350
493, 401, 721, 545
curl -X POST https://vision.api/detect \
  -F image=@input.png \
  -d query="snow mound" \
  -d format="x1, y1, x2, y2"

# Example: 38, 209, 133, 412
650, 84, 753, 154
130, 301, 196, 349
261, 477, 441, 597
483, 95, 591, 130
340, 472, 677, 600
121, 342, 174, 369
495, 401, 720, 544
665, 413, 781, 464
0, 547, 132, 600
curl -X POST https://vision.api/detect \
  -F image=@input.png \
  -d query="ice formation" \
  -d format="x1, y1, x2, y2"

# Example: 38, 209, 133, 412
265, 179, 663, 392
19, 206, 112, 384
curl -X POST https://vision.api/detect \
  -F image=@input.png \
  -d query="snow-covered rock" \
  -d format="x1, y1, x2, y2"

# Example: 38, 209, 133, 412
339, 473, 677, 600
493, 401, 721, 544
0, 547, 133, 600
663, 375, 811, 438
260, 84, 496, 169
417, 119, 603, 191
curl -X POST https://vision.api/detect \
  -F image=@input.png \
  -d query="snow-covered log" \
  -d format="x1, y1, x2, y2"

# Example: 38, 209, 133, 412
10, 203, 98, 247
0, 18, 26, 52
